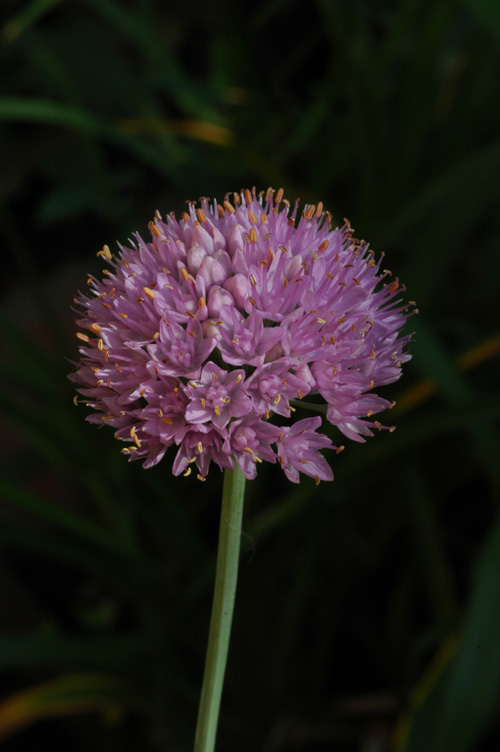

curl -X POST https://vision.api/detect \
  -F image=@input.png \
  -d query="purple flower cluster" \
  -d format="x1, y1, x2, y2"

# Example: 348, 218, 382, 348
71, 188, 414, 483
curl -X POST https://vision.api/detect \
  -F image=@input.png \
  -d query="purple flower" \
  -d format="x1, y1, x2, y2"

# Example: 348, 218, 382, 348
70, 188, 414, 482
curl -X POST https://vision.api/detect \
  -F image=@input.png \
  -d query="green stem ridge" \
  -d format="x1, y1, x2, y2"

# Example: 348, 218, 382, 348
194, 463, 246, 752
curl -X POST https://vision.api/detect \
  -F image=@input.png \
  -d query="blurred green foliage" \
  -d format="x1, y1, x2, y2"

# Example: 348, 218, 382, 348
1, 0, 500, 750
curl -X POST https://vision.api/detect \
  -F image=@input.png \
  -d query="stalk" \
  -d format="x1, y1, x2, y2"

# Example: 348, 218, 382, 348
194, 463, 246, 752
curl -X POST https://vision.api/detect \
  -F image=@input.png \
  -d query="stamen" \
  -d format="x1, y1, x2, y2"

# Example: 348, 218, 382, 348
97, 244, 112, 261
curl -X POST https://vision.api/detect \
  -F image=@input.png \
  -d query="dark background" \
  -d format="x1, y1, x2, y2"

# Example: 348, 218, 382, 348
1, 0, 500, 750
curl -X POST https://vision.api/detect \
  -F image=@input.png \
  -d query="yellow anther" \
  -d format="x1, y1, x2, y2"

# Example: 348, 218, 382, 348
249, 228, 258, 243
143, 287, 156, 299
149, 221, 161, 238
76, 332, 89, 342
223, 199, 235, 214
183, 467, 192, 476
197, 442, 203, 453
304, 205, 315, 221
97, 244, 112, 261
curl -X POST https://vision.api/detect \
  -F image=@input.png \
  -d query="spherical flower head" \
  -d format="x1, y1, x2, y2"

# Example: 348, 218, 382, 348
70, 188, 415, 482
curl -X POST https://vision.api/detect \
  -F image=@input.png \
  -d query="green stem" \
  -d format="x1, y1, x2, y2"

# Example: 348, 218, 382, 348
194, 463, 246, 752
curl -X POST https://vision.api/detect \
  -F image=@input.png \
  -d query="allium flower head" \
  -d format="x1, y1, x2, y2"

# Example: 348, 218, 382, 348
71, 188, 414, 482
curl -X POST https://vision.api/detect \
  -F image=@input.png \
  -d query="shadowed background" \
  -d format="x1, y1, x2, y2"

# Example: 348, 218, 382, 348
1, 0, 500, 750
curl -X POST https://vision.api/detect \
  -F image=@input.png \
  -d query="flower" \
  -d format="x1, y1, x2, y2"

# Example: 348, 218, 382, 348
70, 188, 414, 482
